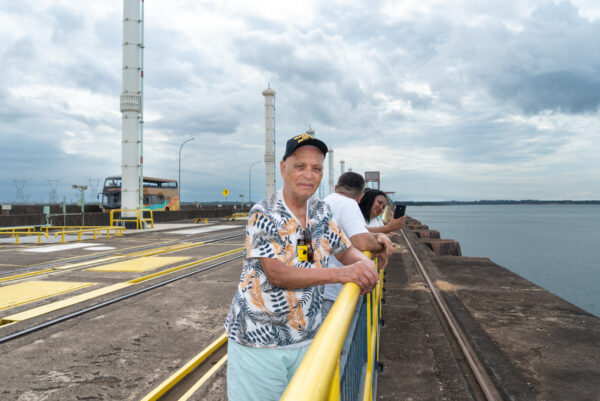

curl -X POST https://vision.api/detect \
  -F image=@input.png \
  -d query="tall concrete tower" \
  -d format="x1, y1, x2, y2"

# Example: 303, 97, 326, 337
340, 160, 345, 175
328, 149, 334, 194
263, 86, 276, 196
120, 0, 142, 218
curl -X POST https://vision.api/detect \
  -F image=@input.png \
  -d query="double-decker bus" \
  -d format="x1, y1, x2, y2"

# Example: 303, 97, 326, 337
102, 176, 179, 211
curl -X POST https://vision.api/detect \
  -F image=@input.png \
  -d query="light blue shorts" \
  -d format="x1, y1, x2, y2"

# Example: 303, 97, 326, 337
227, 339, 310, 401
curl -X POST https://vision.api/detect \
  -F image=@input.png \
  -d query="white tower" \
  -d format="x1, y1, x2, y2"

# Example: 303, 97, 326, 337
263, 86, 276, 196
328, 149, 334, 194
120, 0, 142, 218
340, 160, 345, 174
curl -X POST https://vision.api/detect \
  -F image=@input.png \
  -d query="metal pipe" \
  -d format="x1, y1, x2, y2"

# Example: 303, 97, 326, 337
262, 86, 276, 196
328, 149, 334, 195
120, 0, 142, 219
139, 0, 145, 215
400, 229, 503, 401
178, 138, 195, 205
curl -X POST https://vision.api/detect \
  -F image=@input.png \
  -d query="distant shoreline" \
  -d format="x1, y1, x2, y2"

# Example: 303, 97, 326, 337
395, 200, 600, 206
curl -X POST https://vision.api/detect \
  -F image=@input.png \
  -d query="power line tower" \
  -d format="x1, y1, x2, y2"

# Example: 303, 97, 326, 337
13, 179, 27, 204
47, 179, 60, 204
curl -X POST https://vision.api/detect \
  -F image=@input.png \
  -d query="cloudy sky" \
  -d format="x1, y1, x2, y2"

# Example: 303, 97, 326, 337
1, 0, 599, 204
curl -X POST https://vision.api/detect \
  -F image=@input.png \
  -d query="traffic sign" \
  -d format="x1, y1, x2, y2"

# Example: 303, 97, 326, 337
222, 188, 230, 197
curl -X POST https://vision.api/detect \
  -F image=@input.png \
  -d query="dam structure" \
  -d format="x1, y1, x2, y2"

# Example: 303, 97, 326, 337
0, 206, 598, 400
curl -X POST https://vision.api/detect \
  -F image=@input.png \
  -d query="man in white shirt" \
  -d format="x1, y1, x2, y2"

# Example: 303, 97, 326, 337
323, 172, 393, 316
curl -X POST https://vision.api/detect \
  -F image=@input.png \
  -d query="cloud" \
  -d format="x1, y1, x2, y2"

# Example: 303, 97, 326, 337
0, 1, 599, 203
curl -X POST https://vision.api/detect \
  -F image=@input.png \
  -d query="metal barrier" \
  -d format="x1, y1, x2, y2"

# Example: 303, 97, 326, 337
281, 251, 384, 401
0, 230, 49, 244
51, 226, 125, 243
110, 209, 155, 229
227, 212, 249, 221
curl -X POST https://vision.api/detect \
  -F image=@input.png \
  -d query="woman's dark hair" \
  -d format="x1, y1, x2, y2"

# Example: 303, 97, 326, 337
358, 189, 387, 223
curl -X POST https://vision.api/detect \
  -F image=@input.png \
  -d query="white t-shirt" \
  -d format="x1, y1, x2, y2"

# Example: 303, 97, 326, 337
323, 192, 369, 301
368, 216, 384, 227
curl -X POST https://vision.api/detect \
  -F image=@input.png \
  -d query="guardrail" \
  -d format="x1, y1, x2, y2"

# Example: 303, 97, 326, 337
109, 209, 155, 229
0, 229, 49, 244
281, 251, 384, 401
226, 212, 249, 221
51, 226, 125, 243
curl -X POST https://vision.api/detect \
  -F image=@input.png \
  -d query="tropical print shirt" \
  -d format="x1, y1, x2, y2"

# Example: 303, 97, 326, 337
225, 189, 350, 348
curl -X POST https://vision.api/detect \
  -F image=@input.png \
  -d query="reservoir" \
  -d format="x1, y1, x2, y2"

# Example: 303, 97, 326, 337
407, 204, 600, 317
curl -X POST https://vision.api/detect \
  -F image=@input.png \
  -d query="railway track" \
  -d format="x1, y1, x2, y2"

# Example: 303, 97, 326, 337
400, 229, 503, 401
0, 227, 245, 279
0, 251, 243, 345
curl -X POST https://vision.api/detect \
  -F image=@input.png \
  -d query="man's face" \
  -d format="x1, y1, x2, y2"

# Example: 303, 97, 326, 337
280, 146, 324, 201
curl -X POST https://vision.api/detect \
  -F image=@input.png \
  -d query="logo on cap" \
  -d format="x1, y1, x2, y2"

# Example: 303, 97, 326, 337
293, 133, 314, 143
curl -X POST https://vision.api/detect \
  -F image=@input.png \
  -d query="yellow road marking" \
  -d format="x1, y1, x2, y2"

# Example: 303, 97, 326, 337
54, 256, 122, 270
127, 248, 243, 284
0, 269, 55, 283
140, 333, 227, 401
0, 248, 243, 326
0, 281, 94, 311
178, 354, 228, 401
86, 256, 190, 272
0, 282, 131, 325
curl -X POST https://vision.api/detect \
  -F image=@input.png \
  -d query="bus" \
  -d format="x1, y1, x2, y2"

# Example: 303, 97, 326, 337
102, 176, 179, 211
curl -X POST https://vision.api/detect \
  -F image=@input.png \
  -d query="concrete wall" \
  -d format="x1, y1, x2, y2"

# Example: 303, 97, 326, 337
0, 205, 251, 227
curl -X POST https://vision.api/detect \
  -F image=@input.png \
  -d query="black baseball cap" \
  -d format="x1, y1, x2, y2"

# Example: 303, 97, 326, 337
282, 134, 328, 160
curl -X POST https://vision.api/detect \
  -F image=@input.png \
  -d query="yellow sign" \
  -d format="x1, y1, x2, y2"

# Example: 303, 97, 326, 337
222, 189, 230, 197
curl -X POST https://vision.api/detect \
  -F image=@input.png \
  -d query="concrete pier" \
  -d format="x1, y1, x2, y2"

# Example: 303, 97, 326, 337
379, 219, 600, 400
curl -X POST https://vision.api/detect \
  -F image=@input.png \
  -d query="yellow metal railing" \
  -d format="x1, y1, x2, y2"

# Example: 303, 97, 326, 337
281, 251, 384, 401
52, 226, 125, 243
0, 230, 49, 244
227, 212, 249, 221
110, 208, 155, 229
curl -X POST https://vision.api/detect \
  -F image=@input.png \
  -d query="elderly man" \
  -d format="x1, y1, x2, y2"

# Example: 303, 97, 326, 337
225, 134, 379, 401
322, 172, 393, 317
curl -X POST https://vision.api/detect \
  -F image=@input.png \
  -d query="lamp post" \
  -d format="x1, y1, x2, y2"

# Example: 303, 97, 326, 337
178, 138, 195, 205
249, 161, 261, 203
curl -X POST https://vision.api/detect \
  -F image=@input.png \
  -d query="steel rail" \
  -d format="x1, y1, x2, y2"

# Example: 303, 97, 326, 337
400, 228, 503, 401
0, 254, 243, 345
0, 229, 245, 277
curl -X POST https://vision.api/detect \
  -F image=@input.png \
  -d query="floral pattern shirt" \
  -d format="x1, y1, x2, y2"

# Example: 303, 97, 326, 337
225, 189, 350, 348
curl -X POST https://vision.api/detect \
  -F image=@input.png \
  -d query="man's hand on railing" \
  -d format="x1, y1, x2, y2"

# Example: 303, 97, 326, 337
339, 259, 379, 295
373, 234, 393, 268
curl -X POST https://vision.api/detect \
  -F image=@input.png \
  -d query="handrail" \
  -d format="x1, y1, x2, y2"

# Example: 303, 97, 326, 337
280, 282, 361, 401
110, 208, 154, 229
0, 230, 49, 244
281, 251, 382, 401
53, 226, 125, 243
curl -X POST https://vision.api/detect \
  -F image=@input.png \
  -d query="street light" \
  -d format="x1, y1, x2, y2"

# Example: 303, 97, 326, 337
178, 138, 195, 205
249, 160, 262, 203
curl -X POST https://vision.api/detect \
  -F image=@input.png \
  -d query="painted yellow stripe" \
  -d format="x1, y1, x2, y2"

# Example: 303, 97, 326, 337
123, 242, 197, 257
0, 281, 95, 311
140, 333, 227, 401
178, 354, 228, 401
0, 247, 242, 326
127, 248, 243, 284
54, 256, 122, 270
0, 269, 55, 283
138, 242, 204, 257
0, 282, 132, 324
86, 256, 190, 272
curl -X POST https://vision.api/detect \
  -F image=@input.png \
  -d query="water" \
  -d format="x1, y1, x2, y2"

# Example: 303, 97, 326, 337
406, 204, 600, 317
